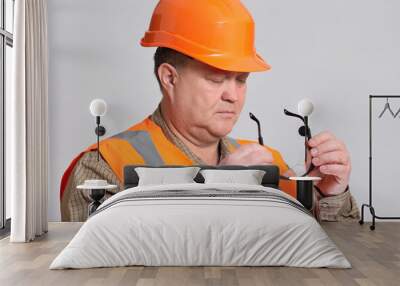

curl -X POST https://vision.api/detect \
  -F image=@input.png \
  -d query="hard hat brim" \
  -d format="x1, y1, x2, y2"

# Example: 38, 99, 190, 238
195, 52, 271, 73
141, 31, 271, 73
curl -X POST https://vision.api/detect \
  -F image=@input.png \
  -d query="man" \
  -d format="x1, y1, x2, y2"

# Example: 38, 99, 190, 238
60, 0, 359, 222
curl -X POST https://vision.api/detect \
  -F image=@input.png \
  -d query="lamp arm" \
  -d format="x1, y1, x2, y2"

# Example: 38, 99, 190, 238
97, 117, 100, 161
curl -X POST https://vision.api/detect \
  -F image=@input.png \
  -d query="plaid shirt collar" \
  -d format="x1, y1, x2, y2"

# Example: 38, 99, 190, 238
150, 104, 231, 165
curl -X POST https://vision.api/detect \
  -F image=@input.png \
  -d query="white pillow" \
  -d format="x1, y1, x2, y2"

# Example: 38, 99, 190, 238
200, 169, 266, 185
135, 167, 201, 186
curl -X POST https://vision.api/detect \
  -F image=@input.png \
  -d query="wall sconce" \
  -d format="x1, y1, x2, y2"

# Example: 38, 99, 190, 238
89, 99, 107, 161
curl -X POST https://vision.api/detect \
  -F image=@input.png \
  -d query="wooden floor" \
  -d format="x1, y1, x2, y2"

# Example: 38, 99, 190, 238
0, 222, 399, 286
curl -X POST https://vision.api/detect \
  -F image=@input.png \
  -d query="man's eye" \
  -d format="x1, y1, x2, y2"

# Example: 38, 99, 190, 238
236, 76, 248, 83
208, 78, 224, 84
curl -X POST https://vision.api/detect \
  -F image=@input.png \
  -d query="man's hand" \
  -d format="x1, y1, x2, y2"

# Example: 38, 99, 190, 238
219, 143, 274, 166
307, 131, 351, 197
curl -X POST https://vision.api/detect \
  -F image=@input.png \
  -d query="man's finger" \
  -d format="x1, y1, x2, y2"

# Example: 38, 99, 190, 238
247, 155, 274, 165
310, 140, 346, 157
228, 144, 257, 161
308, 131, 336, 148
312, 151, 350, 166
221, 143, 274, 165
319, 164, 349, 178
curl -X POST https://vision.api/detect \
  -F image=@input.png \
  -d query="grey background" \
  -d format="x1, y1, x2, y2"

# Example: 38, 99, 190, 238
47, 0, 400, 221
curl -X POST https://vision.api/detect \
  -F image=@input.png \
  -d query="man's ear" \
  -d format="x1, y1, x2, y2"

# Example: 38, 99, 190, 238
158, 63, 178, 93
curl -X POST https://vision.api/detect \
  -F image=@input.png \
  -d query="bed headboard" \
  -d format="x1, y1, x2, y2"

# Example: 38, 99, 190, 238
123, 165, 281, 189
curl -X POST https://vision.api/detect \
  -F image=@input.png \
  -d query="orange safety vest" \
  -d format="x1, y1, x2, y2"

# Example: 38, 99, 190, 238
60, 116, 296, 200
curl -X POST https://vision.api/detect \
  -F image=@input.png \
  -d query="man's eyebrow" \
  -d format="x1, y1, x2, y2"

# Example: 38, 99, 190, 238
205, 70, 228, 77
204, 68, 248, 78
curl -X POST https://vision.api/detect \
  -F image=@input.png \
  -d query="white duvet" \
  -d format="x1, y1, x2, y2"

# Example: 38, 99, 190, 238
50, 183, 351, 269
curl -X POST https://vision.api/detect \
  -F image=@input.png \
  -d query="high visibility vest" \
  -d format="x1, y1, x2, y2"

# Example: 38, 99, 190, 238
60, 116, 296, 200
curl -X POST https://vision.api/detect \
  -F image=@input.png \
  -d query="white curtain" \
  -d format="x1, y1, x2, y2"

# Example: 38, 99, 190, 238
9, 0, 49, 242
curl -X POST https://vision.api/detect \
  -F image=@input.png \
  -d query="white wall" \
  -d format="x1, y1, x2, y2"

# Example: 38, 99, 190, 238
48, 0, 400, 221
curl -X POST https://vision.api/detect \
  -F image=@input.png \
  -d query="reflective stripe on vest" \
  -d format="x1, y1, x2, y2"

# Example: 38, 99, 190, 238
112, 130, 164, 165
226, 136, 240, 150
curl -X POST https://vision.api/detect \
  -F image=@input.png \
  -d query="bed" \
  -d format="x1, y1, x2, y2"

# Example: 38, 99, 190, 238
50, 165, 350, 269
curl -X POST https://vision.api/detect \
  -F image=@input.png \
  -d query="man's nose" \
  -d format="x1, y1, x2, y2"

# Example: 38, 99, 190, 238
221, 80, 240, 102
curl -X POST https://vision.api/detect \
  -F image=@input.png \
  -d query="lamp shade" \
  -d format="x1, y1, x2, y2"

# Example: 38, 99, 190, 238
297, 99, 314, 117
89, 99, 107, 117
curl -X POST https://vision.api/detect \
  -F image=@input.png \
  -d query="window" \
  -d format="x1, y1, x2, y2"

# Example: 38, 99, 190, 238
0, 0, 14, 234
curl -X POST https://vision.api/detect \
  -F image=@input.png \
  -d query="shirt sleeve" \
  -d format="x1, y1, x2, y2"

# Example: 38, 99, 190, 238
269, 147, 360, 222
315, 187, 360, 222
60, 151, 122, 222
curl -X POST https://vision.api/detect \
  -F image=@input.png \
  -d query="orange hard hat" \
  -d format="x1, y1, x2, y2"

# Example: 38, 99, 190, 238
140, 0, 271, 72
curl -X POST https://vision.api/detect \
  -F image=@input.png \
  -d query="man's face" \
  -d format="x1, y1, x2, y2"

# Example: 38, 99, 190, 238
168, 59, 249, 142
